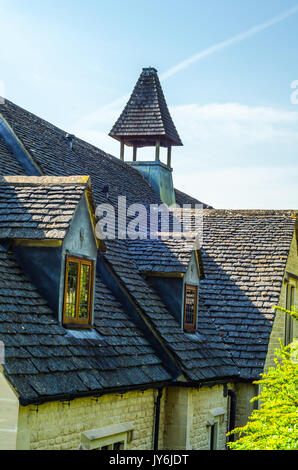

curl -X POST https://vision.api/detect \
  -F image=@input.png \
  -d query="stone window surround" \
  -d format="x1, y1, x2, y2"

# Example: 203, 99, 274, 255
80, 423, 134, 451
206, 407, 226, 450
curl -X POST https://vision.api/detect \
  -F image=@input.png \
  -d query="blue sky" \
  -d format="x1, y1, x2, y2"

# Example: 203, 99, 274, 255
0, 0, 298, 208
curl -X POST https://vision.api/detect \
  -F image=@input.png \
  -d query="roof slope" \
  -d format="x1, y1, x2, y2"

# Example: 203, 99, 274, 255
109, 68, 183, 147
1, 97, 292, 383
198, 209, 296, 379
0, 136, 25, 175
0, 176, 88, 240
126, 209, 297, 379
126, 238, 198, 274
105, 239, 238, 382
0, 244, 171, 405
0, 100, 161, 209
174, 188, 213, 209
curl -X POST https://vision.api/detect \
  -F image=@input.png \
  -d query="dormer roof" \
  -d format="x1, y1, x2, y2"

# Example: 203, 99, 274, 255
127, 237, 204, 276
0, 176, 91, 240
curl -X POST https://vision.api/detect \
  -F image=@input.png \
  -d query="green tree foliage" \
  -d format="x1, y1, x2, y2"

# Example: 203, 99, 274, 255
227, 307, 298, 450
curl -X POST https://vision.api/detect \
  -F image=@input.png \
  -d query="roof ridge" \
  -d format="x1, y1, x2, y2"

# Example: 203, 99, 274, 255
186, 208, 297, 216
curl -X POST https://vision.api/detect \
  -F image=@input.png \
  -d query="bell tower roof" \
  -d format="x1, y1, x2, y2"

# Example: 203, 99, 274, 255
109, 67, 183, 148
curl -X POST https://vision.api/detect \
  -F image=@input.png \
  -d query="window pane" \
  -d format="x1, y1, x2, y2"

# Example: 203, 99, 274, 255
65, 262, 78, 318
210, 424, 218, 450
113, 441, 124, 450
285, 285, 295, 345
290, 286, 295, 310
210, 425, 215, 450
79, 263, 91, 319
185, 287, 196, 325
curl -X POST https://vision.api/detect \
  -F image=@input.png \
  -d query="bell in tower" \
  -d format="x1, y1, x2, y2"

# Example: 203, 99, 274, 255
109, 67, 183, 206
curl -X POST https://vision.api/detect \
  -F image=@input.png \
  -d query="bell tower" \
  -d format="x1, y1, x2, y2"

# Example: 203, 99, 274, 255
109, 67, 183, 206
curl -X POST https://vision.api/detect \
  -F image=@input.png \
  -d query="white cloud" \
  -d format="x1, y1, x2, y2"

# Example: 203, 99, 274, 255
72, 102, 298, 209
171, 103, 298, 147
170, 103, 298, 208
174, 166, 298, 209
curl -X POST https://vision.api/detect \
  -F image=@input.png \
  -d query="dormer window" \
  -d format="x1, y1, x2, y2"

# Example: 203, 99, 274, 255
63, 255, 94, 328
184, 284, 198, 333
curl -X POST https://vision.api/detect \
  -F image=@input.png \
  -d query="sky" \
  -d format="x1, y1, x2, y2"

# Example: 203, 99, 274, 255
0, 0, 298, 209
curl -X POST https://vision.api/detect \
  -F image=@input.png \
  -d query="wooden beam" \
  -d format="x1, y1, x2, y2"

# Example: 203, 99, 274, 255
120, 140, 125, 161
14, 239, 62, 247
167, 146, 172, 167
155, 139, 160, 161
133, 147, 137, 162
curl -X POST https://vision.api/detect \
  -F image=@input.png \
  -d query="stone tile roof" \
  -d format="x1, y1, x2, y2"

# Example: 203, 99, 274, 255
0, 243, 171, 405
126, 209, 297, 379
198, 209, 296, 379
105, 239, 238, 382
0, 176, 89, 240
0, 136, 25, 175
0, 98, 295, 385
126, 238, 197, 274
0, 100, 161, 209
109, 68, 183, 147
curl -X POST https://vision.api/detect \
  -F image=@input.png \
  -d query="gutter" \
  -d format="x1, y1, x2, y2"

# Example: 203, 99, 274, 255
17, 380, 171, 407
153, 388, 163, 451
227, 390, 237, 443
18, 376, 245, 407
170, 375, 240, 389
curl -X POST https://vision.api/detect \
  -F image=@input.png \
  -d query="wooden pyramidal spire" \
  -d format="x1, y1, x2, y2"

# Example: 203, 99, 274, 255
109, 67, 183, 166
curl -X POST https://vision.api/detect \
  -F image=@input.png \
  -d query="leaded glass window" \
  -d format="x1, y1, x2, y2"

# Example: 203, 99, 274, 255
184, 285, 198, 333
65, 261, 78, 319
63, 256, 94, 327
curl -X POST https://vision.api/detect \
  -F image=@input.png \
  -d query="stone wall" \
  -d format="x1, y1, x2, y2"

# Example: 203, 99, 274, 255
189, 385, 228, 450
0, 369, 19, 450
16, 389, 163, 450
12, 381, 262, 450
232, 383, 258, 429
265, 232, 298, 373
163, 385, 229, 450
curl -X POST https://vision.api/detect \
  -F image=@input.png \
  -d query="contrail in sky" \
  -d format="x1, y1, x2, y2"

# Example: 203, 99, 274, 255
160, 4, 298, 81
76, 4, 298, 123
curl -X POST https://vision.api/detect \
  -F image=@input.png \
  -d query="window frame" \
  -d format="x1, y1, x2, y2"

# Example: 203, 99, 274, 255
285, 283, 295, 346
80, 424, 134, 450
183, 284, 198, 333
209, 422, 219, 450
95, 439, 125, 451
63, 255, 94, 328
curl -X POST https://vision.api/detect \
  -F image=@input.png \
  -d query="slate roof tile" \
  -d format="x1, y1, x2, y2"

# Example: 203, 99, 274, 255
109, 68, 182, 147
0, 176, 88, 240
0, 97, 295, 389
0, 245, 171, 404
